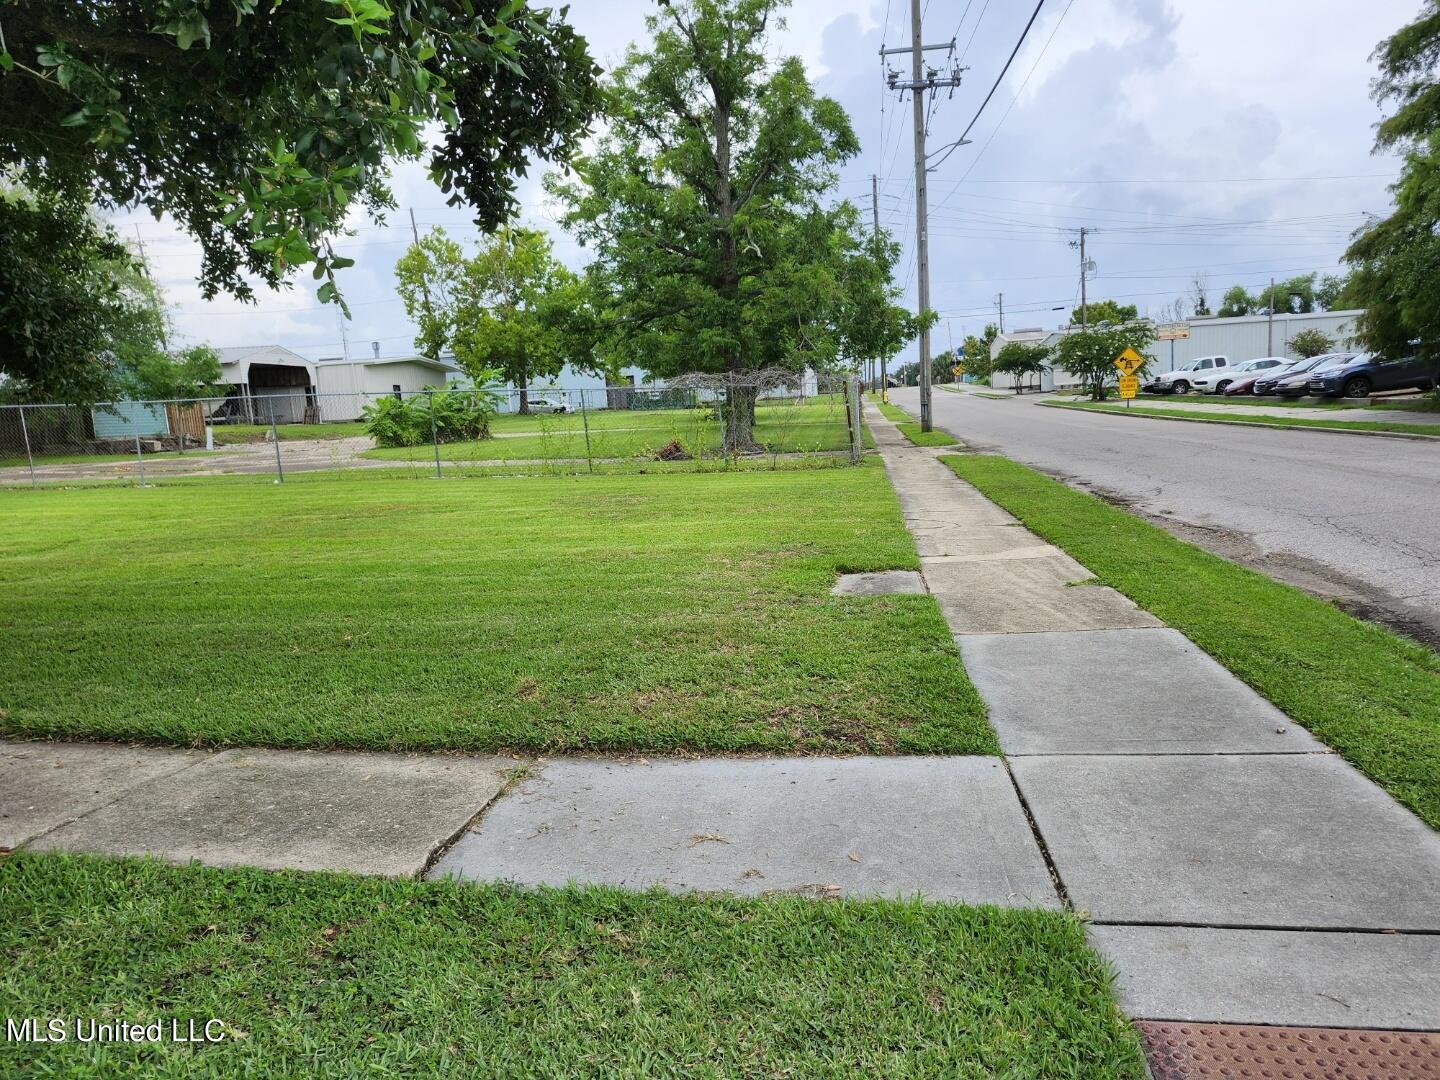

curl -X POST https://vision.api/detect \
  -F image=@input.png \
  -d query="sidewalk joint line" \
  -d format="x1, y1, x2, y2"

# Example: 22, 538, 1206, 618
1001, 758, 1072, 912
1089, 918, 1440, 937
418, 758, 536, 880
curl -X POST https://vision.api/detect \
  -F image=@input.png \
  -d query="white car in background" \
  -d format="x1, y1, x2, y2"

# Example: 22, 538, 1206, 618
1145, 355, 1230, 395
1192, 356, 1287, 395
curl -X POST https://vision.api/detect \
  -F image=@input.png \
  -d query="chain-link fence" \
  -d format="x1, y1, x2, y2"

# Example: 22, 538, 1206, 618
0, 374, 868, 488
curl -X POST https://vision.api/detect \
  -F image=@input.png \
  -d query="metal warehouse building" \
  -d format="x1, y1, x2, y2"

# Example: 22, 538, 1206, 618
989, 308, 1365, 392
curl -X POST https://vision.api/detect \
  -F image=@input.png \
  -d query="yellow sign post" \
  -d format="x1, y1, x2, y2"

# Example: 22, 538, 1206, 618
1114, 348, 1144, 408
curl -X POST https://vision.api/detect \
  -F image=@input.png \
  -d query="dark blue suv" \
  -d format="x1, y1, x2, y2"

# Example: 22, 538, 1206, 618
1307, 352, 1438, 398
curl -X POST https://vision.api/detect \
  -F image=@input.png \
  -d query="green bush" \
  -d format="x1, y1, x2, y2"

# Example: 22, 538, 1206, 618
363, 385, 499, 448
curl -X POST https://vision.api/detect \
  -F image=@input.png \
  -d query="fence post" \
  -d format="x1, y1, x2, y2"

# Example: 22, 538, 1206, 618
579, 389, 593, 473
430, 390, 442, 479
18, 405, 36, 489
269, 403, 284, 484
134, 434, 148, 487
848, 376, 863, 465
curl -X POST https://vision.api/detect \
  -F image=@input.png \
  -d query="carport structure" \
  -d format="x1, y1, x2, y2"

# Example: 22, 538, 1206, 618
214, 345, 318, 424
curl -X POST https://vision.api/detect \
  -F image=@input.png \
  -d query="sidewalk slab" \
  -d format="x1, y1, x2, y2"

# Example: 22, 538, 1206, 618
430, 756, 1060, 907
958, 628, 1322, 754
923, 556, 1164, 634
908, 522, 1058, 559
1011, 754, 1440, 930
32, 748, 518, 876
1090, 924, 1440, 1030
1, 740, 212, 849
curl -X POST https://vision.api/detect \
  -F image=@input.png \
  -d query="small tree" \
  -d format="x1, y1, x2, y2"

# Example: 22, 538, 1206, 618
1054, 324, 1156, 401
994, 341, 1051, 394
960, 324, 1000, 382
396, 226, 574, 414
1289, 329, 1336, 359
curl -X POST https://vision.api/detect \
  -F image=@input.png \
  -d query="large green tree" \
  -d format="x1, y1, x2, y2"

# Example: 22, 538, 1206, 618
0, 188, 150, 402
395, 225, 574, 412
1342, 3, 1440, 363
1054, 324, 1156, 401
546, 0, 874, 451
1, 1, 599, 320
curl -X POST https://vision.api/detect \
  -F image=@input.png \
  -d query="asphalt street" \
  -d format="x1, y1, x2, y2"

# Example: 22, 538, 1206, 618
891, 386, 1440, 645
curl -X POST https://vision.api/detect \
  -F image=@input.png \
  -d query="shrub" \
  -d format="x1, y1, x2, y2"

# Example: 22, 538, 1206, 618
363, 383, 500, 448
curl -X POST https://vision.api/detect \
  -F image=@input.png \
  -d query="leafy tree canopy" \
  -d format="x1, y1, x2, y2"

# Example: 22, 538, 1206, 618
1343, 3, 1440, 360
0, 188, 151, 402
1216, 275, 1317, 318
546, 0, 888, 449
395, 225, 575, 412
1, 1, 600, 308
1072, 299, 1137, 325
1054, 323, 1156, 401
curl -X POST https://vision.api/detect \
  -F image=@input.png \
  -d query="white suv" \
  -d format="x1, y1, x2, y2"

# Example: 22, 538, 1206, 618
1148, 356, 1229, 395
1192, 356, 1286, 395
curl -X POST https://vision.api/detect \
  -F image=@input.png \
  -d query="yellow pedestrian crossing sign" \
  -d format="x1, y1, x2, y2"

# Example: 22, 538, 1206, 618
1113, 347, 1145, 377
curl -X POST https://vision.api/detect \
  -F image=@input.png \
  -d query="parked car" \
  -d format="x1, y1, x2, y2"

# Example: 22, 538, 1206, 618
1307, 351, 1439, 398
1251, 354, 1334, 396
1271, 353, 1360, 397
526, 396, 569, 414
1143, 355, 1230, 395
1193, 356, 1286, 395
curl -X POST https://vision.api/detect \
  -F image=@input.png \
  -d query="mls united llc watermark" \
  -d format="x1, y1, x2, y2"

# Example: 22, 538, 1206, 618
6, 1017, 227, 1044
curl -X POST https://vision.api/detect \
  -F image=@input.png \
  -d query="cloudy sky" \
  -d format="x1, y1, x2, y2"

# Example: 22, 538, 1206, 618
113, 0, 1416, 368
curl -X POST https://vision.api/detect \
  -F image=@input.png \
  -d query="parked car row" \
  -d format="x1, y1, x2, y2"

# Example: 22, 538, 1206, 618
1143, 352, 1438, 399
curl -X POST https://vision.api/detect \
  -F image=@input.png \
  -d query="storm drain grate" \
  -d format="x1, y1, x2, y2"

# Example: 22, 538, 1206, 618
1137, 1021, 1440, 1079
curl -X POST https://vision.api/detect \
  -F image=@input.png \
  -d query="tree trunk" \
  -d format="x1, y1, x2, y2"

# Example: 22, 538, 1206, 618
722, 383, 761, 454
517, 372, 529, 415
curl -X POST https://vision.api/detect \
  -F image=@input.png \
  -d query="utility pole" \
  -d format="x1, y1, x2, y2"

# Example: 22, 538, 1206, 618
882, 6, 963, 432
409, 207, 437, 357
1079, 227, 1088, 328
996, 292, 1005, 334
871, 174, 890, 401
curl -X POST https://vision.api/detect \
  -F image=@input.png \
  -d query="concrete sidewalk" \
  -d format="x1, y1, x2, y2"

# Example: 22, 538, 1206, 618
868, 405, 1440, 1033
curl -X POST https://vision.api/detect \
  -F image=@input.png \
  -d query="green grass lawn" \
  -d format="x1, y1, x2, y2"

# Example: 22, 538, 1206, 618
0, 853, 1144, 1078
212, 422, 367, 444
896, 423, 960, 447
942, 454, 1440, 829
1045, 400, 1440, 436
364, 400, 863, 462
876, 402, 910, 421
0, 464, 990, 755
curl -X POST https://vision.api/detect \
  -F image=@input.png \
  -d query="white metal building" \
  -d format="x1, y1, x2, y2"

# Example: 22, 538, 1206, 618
988, 309, 1365, 392
313, 356, 460, 421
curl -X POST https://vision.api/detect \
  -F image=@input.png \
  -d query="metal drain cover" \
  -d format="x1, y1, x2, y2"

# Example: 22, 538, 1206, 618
1137, 1021, 1440, 1079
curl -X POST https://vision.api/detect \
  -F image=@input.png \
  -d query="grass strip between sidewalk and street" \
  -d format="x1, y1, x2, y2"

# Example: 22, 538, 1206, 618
0, 463, 992, 756
1041, 400, 1440, 437
0, 853, 1145, 1078
941, 454, 1440, 830
875, 401, 910, 421
896, 422, 960, 447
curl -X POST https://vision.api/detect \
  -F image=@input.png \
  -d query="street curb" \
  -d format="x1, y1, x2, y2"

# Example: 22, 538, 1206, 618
1036, 401, 1440, 442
